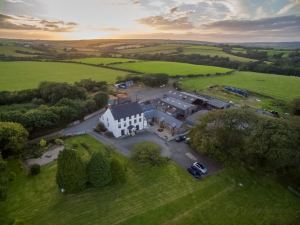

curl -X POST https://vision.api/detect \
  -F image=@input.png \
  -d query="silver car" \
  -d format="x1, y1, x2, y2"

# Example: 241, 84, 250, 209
192, 162, 207, 174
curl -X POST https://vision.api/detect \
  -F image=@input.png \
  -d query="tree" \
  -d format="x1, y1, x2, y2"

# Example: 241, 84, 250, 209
132, 141, 167, 166
0, 122, 28, 158
86, 152, 111, 187
56, 149, 86, 193
110, 158, 126, 184
290, 98, 300, 116
142, 74, 169, 87
94, 92, 108, 108
0, 156, 8, 201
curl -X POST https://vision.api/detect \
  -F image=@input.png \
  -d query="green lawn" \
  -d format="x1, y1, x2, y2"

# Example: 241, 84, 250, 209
70, 57, 139, 65
1, 135, 300, 225
0, 61, 129, 91
180, 71, 300, 102
112, 61, 232, 76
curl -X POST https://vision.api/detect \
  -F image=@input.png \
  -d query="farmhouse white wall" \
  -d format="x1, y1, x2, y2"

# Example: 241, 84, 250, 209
100, 108, 147, 138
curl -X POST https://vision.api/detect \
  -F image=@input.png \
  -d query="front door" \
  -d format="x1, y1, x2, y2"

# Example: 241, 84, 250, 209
121, 129, 125, 136
136, 125, 139, 131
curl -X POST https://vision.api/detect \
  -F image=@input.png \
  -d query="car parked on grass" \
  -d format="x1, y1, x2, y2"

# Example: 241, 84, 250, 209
187, 166, 202, 179
193, 162, 208, 174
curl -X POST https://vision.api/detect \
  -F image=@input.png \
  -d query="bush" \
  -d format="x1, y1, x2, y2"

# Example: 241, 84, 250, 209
110, 158, 126, 184
94, 92, 108, 108
132, 141, 167, 166
29, 164, 40, 176
290, 98, 300, 116
87, 152, 111, 187
55, 138, 64, 145
56, 149, 87, 193
95, 122, 107, 133
104, 131, 114, 138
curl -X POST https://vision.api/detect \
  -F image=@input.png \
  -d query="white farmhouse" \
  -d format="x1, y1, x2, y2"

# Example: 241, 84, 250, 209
99, 102, 147, 137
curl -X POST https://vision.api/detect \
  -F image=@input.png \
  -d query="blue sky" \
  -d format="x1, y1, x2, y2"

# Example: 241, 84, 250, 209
0, 0, 299, 41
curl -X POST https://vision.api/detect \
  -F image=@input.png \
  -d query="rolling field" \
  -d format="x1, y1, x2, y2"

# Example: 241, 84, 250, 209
70, 57, 139, 65
117, 44, 183, 54
0, 45, 42, 57
182, 45, 255, 62
180, 71, 300, 101
112, 61, 232, 76
0, 61, 129, 91
1, 135, 299, 225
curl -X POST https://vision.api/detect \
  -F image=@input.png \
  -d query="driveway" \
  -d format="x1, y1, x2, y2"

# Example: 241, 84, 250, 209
89, 130, 221, 175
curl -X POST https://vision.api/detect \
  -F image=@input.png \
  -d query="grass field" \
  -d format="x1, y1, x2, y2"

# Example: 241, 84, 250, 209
182, 46, 255, 62
0, 61, 129, 91
0, 45, 41, 57
1, 135, 299, 225
70, 57, 139, 65
118, 44, 182, 54
180, 71, 300, 102
112, 61, 232, 76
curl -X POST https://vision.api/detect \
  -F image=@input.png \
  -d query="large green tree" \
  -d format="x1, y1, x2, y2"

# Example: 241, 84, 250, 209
0, 122, 28, 157
86, 152, 111, 187
93, 92, 108, 108
56, 149, 87, 193
110, 158, 126, 184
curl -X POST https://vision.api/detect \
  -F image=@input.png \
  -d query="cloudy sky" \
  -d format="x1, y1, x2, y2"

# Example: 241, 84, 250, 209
0, 0, 299, 42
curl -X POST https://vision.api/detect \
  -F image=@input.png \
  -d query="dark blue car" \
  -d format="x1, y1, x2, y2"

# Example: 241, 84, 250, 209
187, 166, 202, 179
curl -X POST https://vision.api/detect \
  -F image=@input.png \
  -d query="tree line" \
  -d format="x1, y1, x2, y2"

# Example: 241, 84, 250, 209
0, 80, 109, 136
189, 108, 300, 186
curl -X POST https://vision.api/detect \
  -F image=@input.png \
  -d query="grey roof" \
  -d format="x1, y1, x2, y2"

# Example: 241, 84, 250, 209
145, 109, 183, 128
166, 90, 208, 103
208, 99, 230, 109
186, 110, 209, 126
110, 102, 143, 120
160, 97, 195, 111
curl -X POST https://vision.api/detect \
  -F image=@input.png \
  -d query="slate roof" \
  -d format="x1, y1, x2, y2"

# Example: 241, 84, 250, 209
110, 102, 143, 120
207, 99, 230, 109
144, 109, 183, 128
160, 97, 195, 111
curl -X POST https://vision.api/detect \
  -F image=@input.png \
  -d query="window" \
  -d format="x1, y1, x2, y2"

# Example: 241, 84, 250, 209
129, 121, 132, 125
139, 118, 142, 122
118, 124, 121, 128
134, 119, 137, 123
124, 123, 126, 127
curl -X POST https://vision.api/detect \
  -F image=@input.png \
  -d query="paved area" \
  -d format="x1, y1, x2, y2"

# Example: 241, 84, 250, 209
89, 130, 221, 175
25, 145, 64, 166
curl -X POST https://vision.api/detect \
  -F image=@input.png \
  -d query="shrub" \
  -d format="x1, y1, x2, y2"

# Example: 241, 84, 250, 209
39, 138, 47, 149
132, 141, 167, 166
29, 164, 40, 176
95, 122, 107, 133
54, 138, 64, 145
104, 131, 114, 138
94, 92, 108, 108
110, 158, 126, 184
87, 152, 111, 187
56, 149, 87, 193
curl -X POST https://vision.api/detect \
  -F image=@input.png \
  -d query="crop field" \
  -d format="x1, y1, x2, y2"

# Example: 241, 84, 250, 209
1, 135, 299, 225
70, 57, 139, 65
180, 71, 300, 102
0, 61, 129, 91
112, 61, 232, 76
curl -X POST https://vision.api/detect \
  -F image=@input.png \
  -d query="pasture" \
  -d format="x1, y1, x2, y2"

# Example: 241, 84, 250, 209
1, 135, 299, 225
70, 57, 139, 65
182, 45, 255, 62
180, 71, 300, 102
112, 61, 232, 76
0, 61, 129, 91
0, 45, 41, 57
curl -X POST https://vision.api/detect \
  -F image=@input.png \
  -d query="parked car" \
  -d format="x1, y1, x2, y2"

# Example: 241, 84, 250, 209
184, 137, 191, 144
175, 135, 186, 142
192, 162, 208, 174
187, 167, 202, 179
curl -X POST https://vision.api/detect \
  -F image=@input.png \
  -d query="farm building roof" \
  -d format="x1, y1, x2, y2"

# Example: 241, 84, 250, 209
110, 102, 143, 120
207, 99, 230, 109
160, 97, 195, 111
144, 109, 183, 128
166, 90, 209, 104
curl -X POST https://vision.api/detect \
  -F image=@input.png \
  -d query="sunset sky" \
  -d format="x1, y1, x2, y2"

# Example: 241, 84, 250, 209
0, 0, 299, 42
